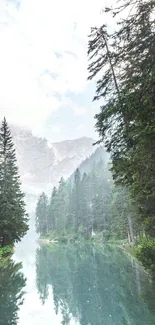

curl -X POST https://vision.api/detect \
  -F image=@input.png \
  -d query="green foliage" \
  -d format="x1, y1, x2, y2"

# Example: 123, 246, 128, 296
0, 118, 29, 247
0, 245, 13, 258
88, 0, 155, 237
135, 239, 155, 274
35, 149, 138, 242
35, 192, 49, 236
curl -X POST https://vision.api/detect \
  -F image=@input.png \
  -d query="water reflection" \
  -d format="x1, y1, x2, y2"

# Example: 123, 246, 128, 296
36, 244, 155, 325
0, 258, 26, 325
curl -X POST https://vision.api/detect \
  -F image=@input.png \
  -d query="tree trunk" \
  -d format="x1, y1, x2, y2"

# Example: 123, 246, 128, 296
101, 30, 120, 98
127, 215, 135, 243
2, 234, 7, 247
128, 231, 131, 243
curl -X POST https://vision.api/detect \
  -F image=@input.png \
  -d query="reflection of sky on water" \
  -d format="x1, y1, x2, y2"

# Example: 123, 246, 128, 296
14, 238, 77, 325
18, 288, 66, 325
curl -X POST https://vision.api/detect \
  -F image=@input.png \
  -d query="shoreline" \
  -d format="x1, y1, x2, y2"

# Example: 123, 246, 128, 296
38, 236, 152, 277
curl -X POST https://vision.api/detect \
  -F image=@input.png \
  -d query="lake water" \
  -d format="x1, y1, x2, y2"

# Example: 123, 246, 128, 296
1, 232, 155, 325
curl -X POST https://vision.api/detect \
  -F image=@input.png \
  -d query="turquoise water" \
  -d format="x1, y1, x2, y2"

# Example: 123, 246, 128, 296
1, 242, 155, 325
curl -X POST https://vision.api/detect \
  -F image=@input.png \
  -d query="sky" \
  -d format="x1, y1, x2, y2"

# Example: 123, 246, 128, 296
0, 0, 110, 142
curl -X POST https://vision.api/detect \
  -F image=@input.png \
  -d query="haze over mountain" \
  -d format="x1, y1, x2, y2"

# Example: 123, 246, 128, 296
11, 125, 96, 194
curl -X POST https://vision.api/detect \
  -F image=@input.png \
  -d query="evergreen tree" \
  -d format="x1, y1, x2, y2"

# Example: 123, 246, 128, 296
55, 177, 67, 234
88, 0, 155, 236
109, 187, 134, 240
65, 181, 74, 232
48, 187, 58, 232
48, 178, 68, 236
35, 192, 49, 236
80, 173, 91, 237
35, 152, 139, 241
0, 118, 28, 247
73, 169, 81, 233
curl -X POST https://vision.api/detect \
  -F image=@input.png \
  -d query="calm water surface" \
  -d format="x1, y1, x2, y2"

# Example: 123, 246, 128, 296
1, 233, 155, 325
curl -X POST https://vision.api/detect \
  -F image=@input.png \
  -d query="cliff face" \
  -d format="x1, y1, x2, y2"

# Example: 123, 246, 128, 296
11, 126, 95, 194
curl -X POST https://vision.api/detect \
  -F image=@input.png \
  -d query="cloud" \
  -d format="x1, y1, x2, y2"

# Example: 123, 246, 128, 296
76, 123, 86, 131
0, 0, 105, 138
73, 105, 87, 116
50, 125, 61, 134
59, 97, 88, 116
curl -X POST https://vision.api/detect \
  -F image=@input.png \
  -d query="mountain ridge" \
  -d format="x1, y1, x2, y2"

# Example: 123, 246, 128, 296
10, 125, 96, 193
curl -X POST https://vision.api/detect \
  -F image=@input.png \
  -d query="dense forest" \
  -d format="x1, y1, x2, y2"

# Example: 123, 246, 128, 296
35, 148, 139, 242
88, 0, 155, 237
36, 0, 155, 272
0, 118, 28, 250
87, 0, 155, 267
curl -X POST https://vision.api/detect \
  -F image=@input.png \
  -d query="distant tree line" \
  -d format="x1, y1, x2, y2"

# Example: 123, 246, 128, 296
35, 158, 140, 241
0, 118, 28, 248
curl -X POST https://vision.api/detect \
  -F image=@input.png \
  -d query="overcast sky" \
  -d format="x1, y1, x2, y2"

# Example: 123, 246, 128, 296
0, 0, 110, 142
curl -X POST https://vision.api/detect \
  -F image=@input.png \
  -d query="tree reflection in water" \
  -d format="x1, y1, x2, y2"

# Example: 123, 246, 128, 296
36, 244, 155, 325
0, 258, 26, 325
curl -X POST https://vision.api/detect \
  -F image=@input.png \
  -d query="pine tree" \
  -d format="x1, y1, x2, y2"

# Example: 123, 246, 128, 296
65, 181, 74, 232
35, 152, 140, 241
88, 0, 155, 236
35, 192, 49, 236
80, 172, 91, 237
48, 186, 58, 232
0, 118, 28, 246
73, 169, 81, 233
56, 177, 67, 234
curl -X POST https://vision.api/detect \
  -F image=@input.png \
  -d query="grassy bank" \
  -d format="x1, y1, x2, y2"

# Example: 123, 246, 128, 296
39, 234, 155, 278
134, 239, 155, 277
118, 239, 155, 278
39, 233, 129, 248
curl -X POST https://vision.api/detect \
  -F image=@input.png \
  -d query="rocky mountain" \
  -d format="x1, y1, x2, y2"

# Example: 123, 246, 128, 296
10, 125, 96, 196
76, 146, 110, 175
69, 146, 110, 182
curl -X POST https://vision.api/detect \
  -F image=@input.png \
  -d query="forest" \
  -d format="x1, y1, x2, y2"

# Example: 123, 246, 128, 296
88, 0, 155, 270
1, 0, 155, 323
36, 0, 155, 273
35, 148, 139, 243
